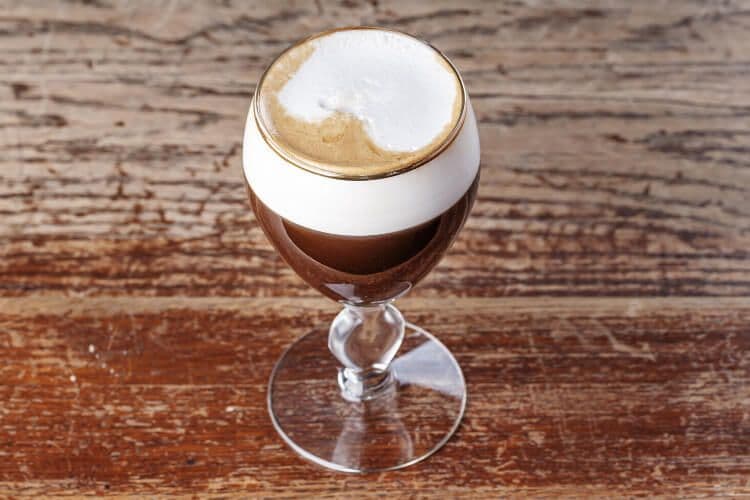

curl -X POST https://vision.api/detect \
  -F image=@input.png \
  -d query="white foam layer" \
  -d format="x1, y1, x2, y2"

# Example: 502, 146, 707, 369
243, 98, 480, 236
276, 30, 458, 152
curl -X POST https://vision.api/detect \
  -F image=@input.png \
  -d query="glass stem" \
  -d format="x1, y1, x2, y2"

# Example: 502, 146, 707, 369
328, 303, 405, 402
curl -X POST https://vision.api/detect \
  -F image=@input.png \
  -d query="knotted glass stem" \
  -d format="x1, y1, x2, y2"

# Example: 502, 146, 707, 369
328, 303, 405, 402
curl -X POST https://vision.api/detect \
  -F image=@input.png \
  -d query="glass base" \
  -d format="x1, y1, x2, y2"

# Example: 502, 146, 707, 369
268, 322, 466, 473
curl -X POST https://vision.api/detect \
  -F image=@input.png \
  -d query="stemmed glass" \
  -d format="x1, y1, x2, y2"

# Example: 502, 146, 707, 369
242, 27, 480, 472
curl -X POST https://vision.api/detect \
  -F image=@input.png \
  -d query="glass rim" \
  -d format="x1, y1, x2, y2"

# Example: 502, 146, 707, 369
252, 26, 468, 182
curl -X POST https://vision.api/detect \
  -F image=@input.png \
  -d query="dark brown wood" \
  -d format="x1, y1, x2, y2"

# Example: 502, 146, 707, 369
1, 0, 749, 496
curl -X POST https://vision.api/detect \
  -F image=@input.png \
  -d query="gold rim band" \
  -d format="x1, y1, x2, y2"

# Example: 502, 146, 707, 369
252, 26, 467, 181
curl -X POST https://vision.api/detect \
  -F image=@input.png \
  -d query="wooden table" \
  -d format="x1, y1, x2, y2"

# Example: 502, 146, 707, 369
2, 0, 749, 496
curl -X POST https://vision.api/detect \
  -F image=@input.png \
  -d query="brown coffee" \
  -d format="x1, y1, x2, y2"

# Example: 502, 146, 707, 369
247, 174, 478, 304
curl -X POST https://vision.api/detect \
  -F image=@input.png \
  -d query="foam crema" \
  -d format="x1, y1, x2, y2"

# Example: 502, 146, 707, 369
256, 28, 464, 177
244, 27, 480, 236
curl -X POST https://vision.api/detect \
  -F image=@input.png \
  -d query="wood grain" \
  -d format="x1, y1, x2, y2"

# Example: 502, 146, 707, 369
1, 0, 749, 496
2, 296, 749, 496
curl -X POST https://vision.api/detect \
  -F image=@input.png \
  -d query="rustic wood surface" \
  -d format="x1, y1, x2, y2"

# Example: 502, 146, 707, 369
1, 0, 749, 496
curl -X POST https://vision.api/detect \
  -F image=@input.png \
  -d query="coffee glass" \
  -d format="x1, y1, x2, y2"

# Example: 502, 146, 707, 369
242, 27, 479, 472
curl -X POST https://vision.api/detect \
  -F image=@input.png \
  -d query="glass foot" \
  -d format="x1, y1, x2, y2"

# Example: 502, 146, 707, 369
268, 323, 466, 473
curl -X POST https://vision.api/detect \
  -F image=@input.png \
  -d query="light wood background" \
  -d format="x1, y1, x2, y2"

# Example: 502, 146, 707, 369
1, 0, 749, 496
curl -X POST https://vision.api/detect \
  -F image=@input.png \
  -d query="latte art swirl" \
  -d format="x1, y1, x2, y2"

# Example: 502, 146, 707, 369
255, 28, 464, 177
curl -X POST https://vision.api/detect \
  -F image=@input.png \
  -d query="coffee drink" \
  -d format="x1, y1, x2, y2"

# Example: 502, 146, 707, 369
243, 27, 480, 304
248, 177, 477, 303
245, 27, 481, 473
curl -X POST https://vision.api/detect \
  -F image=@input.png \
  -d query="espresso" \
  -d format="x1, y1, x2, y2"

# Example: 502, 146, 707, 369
248, 174, 478, 304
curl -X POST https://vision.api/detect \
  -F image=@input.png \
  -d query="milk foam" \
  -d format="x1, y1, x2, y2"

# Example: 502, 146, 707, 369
276, 29, 458, 153
256, 28, 464, 177
244, 27, 480, 236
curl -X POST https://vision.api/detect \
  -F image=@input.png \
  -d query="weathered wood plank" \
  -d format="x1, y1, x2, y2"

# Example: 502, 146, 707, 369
1, 0, 749, 297
1, 297, 749, 495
